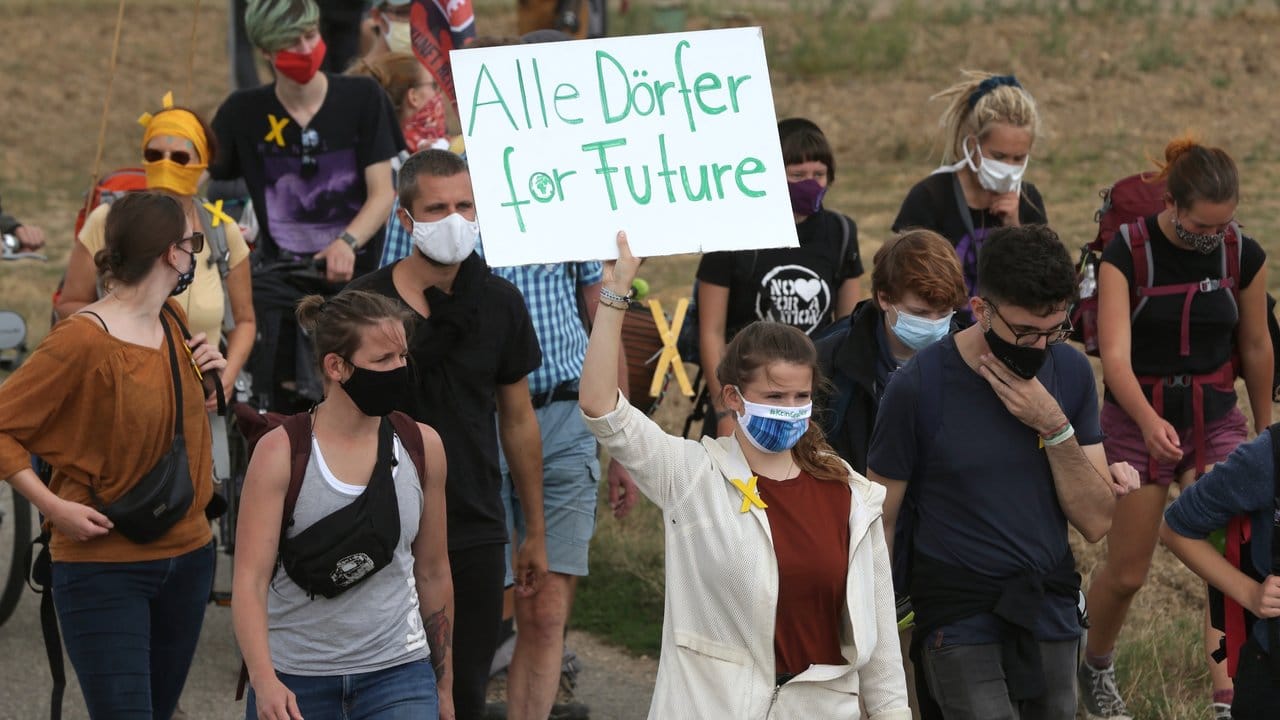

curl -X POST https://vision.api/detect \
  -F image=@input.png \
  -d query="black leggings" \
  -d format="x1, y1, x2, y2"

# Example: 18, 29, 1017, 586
450, 543, 506, 720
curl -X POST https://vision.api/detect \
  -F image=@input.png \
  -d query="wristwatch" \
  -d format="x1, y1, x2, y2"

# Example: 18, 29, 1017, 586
339, 231, 358, 250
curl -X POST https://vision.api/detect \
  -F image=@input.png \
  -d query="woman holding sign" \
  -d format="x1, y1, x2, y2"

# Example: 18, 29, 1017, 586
580, 231, 910, 720
698, 118, 864, 438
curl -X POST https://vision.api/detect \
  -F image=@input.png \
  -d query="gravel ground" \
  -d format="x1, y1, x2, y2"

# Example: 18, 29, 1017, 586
0, 587, 655, 720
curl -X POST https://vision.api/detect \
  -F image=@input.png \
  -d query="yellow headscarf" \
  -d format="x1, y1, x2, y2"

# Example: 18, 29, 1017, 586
138, 92, 209, 197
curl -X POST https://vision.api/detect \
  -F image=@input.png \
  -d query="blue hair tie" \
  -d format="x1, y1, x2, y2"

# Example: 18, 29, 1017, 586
968, 75, 1022, 109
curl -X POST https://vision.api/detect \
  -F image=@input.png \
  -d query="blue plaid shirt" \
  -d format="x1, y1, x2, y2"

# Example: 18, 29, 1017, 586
379, 210, 602, 395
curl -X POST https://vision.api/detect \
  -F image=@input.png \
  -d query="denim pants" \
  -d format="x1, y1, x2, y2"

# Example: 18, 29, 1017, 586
247, 658, 439, 720
51, 542, 215, 720
921, 638, 1079, 720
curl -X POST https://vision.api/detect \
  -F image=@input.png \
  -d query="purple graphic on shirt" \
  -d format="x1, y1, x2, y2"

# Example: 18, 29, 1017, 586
264, 148, 364, 255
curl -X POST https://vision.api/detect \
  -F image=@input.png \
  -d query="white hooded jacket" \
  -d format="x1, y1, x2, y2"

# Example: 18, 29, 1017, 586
582, 392, 910, 719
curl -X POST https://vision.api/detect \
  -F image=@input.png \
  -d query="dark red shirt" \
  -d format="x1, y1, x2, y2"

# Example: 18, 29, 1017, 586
756, 470, 852, 675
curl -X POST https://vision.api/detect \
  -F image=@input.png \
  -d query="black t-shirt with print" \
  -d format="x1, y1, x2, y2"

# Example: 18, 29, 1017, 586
696, 209, 863, 339
1100, 215, 1265, 427
346, 255, 543, 551
210, 74, 399, 275
892, 172, 1047, 314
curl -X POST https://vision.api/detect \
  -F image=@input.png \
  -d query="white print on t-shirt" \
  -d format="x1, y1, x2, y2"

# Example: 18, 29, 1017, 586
404, 576, 427, 653
755, 264, 831, 334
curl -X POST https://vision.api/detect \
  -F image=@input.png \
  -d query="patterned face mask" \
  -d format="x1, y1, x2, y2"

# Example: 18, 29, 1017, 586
730, 388, 812, 454
1172, 216, 1226, 254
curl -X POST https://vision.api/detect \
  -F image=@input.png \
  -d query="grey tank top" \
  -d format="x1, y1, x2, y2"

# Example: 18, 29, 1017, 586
267, 432, 431, 675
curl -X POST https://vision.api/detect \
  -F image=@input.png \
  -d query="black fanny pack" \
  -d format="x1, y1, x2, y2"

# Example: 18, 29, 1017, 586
95, 310, 195, 544
280, 418, 401, 599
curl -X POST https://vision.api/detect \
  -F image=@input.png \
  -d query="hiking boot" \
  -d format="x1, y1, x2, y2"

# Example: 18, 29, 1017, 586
1077, 661, 1132, 720
1211, 702, 1233, 720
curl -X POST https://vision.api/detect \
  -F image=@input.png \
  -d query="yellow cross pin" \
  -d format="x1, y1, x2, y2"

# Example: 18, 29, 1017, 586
265, 114, 290, 147
647, 298, 695, 398
730, 476, 767, 513
202, 199, 235, 229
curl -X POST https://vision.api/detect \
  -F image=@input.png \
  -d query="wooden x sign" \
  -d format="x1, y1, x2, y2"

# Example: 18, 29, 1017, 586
647, 298, 695, 398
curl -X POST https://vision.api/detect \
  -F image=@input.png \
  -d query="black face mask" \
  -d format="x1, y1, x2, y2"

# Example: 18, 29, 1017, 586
984, 325, 1047, 380
339, 361, 410, 417
170, 248, 196, 297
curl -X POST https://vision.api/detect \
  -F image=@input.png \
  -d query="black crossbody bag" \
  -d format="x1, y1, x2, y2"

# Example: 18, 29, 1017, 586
92, 308, 195, 543
279, 417, 402, 599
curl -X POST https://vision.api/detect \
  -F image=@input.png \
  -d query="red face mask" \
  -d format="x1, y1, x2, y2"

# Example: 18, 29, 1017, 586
274, 38, 327, 85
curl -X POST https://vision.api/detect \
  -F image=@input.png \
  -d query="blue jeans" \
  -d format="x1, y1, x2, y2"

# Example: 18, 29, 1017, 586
51, 542, 215, 720
247, 658, 439, 720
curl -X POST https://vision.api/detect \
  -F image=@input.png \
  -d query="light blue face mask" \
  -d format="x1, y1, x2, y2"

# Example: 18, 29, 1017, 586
891, 307, 953, 351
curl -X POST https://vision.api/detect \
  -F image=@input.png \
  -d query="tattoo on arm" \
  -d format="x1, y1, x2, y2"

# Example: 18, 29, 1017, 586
426, 606, 451, 680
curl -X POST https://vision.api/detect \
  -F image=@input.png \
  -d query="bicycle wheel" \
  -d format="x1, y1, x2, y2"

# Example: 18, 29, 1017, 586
0, 483, 33, 626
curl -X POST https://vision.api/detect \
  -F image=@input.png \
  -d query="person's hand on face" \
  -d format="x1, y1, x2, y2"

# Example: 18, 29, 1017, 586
989, 191, 1021, 226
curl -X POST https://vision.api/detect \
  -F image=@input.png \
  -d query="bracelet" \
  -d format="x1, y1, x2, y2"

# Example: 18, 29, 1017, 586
599, 286, 633, 306
598, 297, 629, 311
1043, 423, 1075, 447
1041, 419, 1070, 440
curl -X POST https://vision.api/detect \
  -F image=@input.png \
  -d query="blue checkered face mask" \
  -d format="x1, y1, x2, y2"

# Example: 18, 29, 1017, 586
730, 388, 812, 454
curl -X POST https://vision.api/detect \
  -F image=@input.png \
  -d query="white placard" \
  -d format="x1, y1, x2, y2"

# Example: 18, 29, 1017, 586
451, 27, 798, 267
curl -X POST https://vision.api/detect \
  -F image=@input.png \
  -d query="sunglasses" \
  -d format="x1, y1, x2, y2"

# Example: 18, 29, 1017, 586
175, 231, 205, 254
301, 129, 321, 179
144, 148, 194, 165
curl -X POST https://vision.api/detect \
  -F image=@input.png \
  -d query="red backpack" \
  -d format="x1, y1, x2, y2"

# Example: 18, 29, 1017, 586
73, 168, 147, 237
1070, 172, 1167, 355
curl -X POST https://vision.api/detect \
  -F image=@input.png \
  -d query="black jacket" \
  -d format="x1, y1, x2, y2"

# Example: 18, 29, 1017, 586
816, 299, 885, 475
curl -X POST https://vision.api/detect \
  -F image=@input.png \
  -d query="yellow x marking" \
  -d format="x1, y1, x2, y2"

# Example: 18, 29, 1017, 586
647, 298, 695, 397
202, 199, 235, 229
730, 476, 767, 513
265, 114, 290, 147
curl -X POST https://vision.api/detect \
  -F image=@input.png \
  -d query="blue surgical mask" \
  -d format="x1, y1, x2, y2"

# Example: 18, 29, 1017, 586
731, 389, 812, 454
891, 307, 952, 351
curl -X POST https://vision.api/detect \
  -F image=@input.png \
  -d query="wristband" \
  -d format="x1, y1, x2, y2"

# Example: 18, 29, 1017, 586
599, 286, 633, 306
598, 297, 629, 311
1041, 419, 1070, 440
339, 231, 358, 250
1043, 423, 1075, 447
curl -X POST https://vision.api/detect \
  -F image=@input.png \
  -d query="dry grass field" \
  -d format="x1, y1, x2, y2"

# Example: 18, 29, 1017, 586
4, 1, 1280, 717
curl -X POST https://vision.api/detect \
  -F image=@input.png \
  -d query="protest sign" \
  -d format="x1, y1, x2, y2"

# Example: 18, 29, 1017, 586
451, 27, 797, 267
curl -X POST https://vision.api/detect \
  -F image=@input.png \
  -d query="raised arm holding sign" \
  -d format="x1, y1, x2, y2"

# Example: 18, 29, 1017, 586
451, 28, 797, 266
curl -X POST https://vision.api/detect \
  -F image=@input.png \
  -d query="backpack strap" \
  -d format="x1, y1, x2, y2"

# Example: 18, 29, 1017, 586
388, 411, 429, 489
1121, 221, 1151, 317
161, 303, 226, 417
193, 198, 235, 334
279, 412, 315, 534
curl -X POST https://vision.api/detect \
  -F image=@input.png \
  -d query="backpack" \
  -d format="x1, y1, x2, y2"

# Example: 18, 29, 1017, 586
230, 406, 428, 698
1069, 172, 1167, 355
1212, 423, 1280, 680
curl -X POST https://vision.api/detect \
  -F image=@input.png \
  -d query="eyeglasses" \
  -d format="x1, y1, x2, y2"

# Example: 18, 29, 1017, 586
176, 231, 205, 254
301, 128, 321, 179
984, 298, 1072, 347
144, 148, 194, 165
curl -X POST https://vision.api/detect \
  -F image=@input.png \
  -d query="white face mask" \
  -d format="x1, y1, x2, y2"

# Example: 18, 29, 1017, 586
963, 137, 1027, 194
407, 212, 479, 265
385, 19, 412, 54
931, 136, 1028, 195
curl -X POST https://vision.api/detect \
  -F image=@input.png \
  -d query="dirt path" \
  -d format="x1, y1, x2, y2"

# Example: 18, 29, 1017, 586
0, 586, 656, 720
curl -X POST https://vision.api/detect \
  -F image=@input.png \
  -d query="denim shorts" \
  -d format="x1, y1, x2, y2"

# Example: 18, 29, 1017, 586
499, 397, 599, 583
246, 658, 439, 720
1101, 400, 1248, 486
